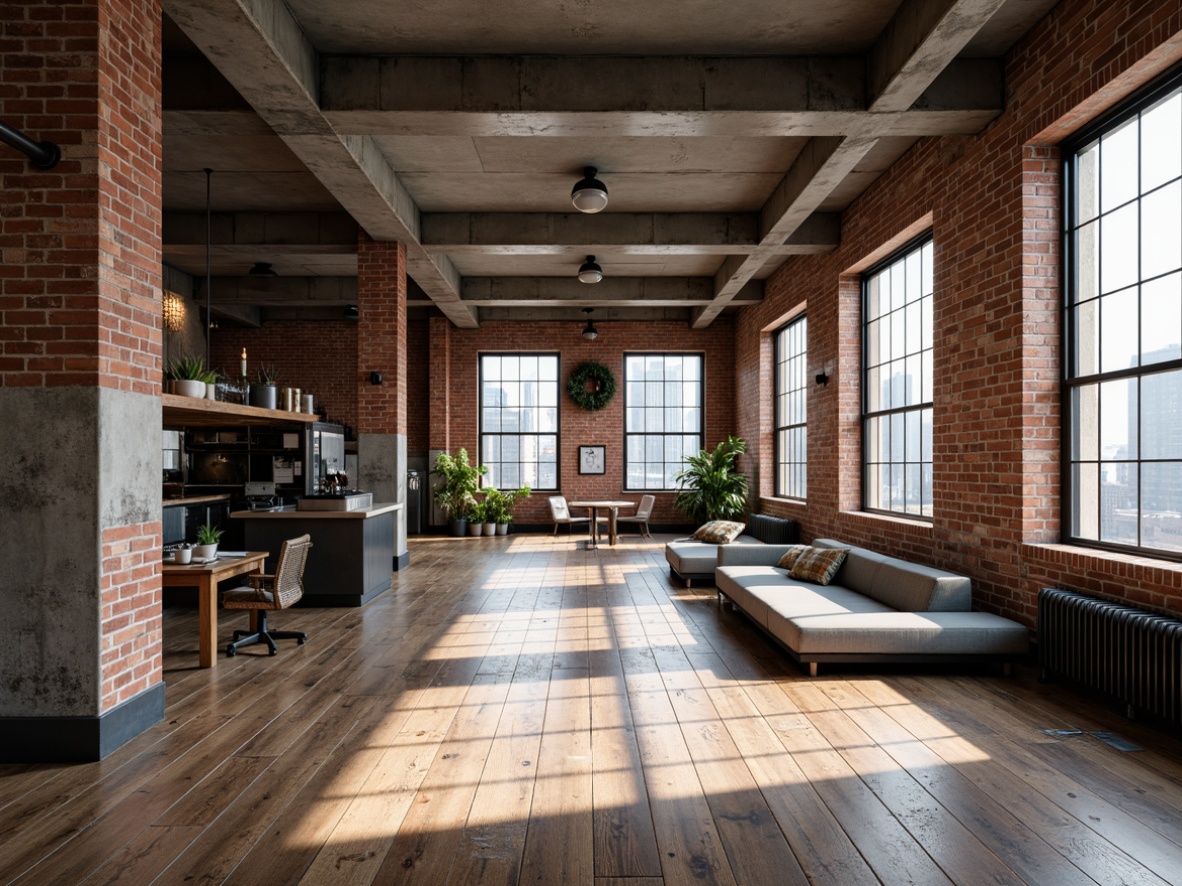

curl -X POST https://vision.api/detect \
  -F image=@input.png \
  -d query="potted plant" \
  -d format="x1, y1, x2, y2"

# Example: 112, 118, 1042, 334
464, 500, 486, 536
203, 367, 220, 400
167, 355, 209, 398
478, 496, 498, 536
495, 485, 530, 535
674, 435, 749, 524
433, 449, 487, 537
192, 522, 222, 560
249, 364, 279, 409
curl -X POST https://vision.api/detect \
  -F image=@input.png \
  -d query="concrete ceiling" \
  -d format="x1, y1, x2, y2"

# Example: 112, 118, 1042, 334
160, 0, 1059, 326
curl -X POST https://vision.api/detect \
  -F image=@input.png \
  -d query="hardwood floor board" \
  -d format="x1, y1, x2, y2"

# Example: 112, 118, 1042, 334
73, 825, 204, 886
887, 675, 1182, 884
588, 645, 664, 880
858, 676, 1172, 886
7, 537, 1182, 886
686, 654, 881, 886
617, 642, 738, 886
643, 642, 810, 886
149, 696, 380, 886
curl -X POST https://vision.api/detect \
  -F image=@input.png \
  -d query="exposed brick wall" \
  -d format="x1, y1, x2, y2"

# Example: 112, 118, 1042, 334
433, 319, 736, 526
212, 322, 359, 431
100, 520, 162, 710
357, 234, 406, 437
736, 0, 1182, 626
406, 317, 429, 454
0, 0, 162, 396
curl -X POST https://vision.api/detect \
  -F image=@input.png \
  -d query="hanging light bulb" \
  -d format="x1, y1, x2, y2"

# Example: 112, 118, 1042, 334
577, 255, 603, 284
581, 307, 598, 341
570, 166, 608, 213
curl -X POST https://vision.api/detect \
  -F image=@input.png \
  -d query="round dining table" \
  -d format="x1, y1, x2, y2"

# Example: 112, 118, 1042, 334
568, 500, 636, 549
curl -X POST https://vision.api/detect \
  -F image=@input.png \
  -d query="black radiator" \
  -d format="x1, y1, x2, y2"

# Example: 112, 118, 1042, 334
1038, 587, 1182, 723
746, 514, 799, 545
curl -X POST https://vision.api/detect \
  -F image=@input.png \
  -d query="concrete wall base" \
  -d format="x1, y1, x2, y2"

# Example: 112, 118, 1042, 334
0, 681, 165, 763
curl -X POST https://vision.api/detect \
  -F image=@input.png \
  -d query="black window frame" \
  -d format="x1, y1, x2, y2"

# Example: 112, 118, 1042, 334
478, 352, 561, 492
861, 233, 935, 519
622, 352, 706, 492
1062, 65, 1182, 561
774, 313, 808, 500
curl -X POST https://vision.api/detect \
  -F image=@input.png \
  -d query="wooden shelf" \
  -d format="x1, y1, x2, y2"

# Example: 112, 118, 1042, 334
162, 393, 317, 428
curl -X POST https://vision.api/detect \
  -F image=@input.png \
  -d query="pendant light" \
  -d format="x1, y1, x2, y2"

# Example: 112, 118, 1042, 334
581, 307, 599, 341
248, 261, 277, 277
577, 255, 603, 284
571, 166, 608, 213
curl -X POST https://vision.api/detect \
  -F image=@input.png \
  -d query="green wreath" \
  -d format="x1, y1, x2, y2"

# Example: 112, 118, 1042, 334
567, 361, 617, 411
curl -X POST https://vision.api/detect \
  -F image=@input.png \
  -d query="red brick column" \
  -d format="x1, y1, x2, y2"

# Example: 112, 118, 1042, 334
0, 0, 164, 761
428, 316, 452, 454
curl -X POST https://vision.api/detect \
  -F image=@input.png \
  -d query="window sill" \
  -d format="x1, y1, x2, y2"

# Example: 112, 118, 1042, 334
1022, 542, 1182, 576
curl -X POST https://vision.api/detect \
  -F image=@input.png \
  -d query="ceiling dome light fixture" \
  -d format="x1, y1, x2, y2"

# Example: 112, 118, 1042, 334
577, 255, 603, 284
344, 304, 359, 320
581, 307, 599, 341
571, 166, 608, 213
248, 261, 277, 277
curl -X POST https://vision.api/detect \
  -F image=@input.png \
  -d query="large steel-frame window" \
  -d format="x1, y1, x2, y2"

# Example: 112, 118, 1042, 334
774, 314, 807, 499
624, 354, 704, 490
479, 353, 559, 490
1065, 70, 1182, 557
862, 236, 934, 517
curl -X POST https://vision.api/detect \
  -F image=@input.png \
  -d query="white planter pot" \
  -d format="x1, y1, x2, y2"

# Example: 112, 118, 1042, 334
496, 523, 509, 535
467, 523, 483, 537
174, 379, 206, 398
483, 523, 496, 536
192, 543, 218, 560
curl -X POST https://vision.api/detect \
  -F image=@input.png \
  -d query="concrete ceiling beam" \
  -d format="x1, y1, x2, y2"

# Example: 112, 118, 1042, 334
421, 212, 839, 255
204, 275, 358, 306
478, 306, 697, 323
870, 0, 1009, 112
163, 211, 358, 247
460, 277, 762, 307
164, 0, 477, 328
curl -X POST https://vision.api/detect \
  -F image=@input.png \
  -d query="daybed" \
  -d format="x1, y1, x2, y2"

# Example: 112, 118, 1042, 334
715, 538, 1029, 676
665, 514, 799, 586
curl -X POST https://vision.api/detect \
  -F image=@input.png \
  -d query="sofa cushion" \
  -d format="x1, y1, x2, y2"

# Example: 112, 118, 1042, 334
811, 538, 971, 612
789, 547, 849, 585
666, 536, 762, 577
697, 521, 746, 544
776, 544, 810, 570
769, 610, 1029, 656
716, 567, 892, 630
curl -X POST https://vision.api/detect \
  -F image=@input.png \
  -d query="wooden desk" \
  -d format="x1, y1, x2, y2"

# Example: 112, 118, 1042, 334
568, 500, 636, 548
162, 552, 268, 667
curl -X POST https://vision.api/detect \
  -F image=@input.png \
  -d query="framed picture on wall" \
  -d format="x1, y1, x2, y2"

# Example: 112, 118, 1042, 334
578, 445, 605, 475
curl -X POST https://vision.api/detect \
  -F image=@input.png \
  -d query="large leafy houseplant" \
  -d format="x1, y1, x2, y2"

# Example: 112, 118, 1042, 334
674, 436, 749, 524
433, 449, 487, 534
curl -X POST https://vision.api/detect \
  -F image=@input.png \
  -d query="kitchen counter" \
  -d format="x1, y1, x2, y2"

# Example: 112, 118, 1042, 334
231, 503, 401, 520
231, 502, 399, 606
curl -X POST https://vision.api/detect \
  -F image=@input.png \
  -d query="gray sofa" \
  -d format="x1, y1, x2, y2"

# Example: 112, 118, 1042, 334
665, 514, 799, 586
715, 538, 1029, 676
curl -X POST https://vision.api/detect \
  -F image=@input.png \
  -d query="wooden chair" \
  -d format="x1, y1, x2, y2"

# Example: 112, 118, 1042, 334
616, 494, 655, 538
223, 534, 312, 657
548, 495, 602, 535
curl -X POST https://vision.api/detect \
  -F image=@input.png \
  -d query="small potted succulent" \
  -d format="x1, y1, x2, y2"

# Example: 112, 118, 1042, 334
192, 523, 222, 560
167, 355, 209, 398
249, 364, 279, 409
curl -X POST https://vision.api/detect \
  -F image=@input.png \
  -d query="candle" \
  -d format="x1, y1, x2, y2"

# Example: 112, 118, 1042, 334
240, 348, 247, 378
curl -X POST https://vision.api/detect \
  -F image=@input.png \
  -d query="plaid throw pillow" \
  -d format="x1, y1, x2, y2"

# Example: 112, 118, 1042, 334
692, 521, 719, 540
788, 547, 849, 585
775, 545, 810, 570
700, 521, 745, 544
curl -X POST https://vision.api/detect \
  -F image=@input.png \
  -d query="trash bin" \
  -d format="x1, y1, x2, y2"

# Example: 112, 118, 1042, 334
406, 469, 422, 534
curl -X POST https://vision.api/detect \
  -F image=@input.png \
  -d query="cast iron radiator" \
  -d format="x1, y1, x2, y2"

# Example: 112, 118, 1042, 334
1038, 587, 1182, 723
746, 514, 800, 545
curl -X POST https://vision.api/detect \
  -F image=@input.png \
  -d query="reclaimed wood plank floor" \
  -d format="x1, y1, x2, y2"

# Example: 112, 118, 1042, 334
3, 534, 1182, 885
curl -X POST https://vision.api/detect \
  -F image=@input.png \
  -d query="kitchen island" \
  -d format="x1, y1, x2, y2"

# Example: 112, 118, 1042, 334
232, 503, 400, 606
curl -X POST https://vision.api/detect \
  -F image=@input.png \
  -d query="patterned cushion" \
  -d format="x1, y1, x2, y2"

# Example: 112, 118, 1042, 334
775, 544, 811, 570
699, 521, 746, 544
789, 547, 849, 586
692, 521, 718, 540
